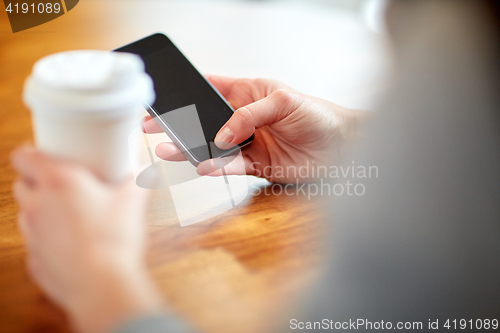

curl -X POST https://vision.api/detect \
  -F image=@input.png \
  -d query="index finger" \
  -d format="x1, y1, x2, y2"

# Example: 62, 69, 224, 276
11, 145, 92, 188
142, 115, 164, 134
11, 146, 64, 187
11, 145, 48, 185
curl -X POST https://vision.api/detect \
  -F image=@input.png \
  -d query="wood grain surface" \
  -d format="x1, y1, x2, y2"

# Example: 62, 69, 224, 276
0, 3, 325, 332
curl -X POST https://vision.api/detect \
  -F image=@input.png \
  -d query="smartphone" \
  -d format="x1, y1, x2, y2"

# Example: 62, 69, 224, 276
114, 33, 253, 166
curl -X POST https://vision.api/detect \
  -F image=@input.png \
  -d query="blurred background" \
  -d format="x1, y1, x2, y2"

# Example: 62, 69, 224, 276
110, 0, 391, 110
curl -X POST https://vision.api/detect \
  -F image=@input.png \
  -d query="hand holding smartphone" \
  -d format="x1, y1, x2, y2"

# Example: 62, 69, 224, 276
114, 33, 253, 166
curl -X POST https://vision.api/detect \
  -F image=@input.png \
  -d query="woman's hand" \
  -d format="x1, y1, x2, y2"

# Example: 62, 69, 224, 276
145, 76, 363, 183
11, 146, 164, 333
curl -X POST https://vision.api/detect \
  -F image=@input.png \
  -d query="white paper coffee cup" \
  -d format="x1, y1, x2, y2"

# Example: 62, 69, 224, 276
23, 50, 155, 183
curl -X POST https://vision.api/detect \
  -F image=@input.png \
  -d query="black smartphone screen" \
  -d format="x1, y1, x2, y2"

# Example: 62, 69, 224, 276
114, 33, 252, 163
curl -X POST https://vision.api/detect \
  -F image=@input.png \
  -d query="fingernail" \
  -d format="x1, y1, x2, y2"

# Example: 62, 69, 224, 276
10, 151, 19, 166
215, 127, 234, 149
11, 144, 33, 165
10, 148, 23, 165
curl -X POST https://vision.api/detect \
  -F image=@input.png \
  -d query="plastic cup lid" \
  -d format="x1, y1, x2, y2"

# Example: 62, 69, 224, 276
23, 50, 155, 118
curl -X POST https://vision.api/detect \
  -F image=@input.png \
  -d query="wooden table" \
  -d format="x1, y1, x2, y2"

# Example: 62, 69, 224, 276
0, 3, 325, 332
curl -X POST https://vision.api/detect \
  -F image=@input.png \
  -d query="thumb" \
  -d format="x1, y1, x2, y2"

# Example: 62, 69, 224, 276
214, 89, 303, 148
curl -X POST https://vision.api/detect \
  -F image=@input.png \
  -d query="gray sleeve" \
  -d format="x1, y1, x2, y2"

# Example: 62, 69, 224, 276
289, 0, 500, 331
112, 314, 195, 333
